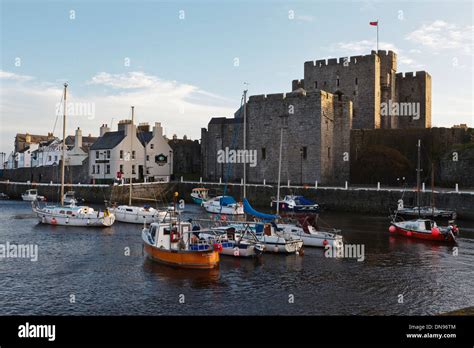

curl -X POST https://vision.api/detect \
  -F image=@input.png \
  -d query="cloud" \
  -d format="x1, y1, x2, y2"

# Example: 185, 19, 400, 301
0, 70, 35, 82
0, 71, 236, 154
406, 20, 474, 55
329, 40, 424, 69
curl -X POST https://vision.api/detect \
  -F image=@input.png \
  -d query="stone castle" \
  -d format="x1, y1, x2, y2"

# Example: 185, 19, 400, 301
201, 50, 432, 185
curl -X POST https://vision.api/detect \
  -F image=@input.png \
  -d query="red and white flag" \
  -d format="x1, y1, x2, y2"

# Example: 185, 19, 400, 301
370, 21, 378, 26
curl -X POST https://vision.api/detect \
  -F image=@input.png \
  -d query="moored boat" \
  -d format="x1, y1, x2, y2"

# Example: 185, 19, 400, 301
202, 195, 244, 215
198, 226, 265, 258
32, 201, 115, 227
271, 195, 320, 214
22, 189, 46, 202
111, 204, 171, 224
142, 220, 220, 269
191, 188, 210, 205
277, 223, 343, 248
389, 219, 459, 243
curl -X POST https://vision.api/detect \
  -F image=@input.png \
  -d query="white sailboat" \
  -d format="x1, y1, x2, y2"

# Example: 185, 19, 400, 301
32, 83, 116, 227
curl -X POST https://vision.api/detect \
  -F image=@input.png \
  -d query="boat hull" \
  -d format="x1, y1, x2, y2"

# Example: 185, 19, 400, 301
204, 205, 244, 215
143, 243, 219, 269
390, 224, 456, 243
259, 238, 303, 254
111, 209, 165, 224
34, 209, 115, 227
191, 196, 206, 205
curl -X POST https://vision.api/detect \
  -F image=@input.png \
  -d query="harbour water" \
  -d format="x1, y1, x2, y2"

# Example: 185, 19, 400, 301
0, 200, 473, 315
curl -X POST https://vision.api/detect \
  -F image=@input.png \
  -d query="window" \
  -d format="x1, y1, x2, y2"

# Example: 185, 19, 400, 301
336, 78, 340, 87
48, 156, 51, 161
324, 81, 327, 86
261, 148, 266, 160
146, 155, 150, 161
302, 147, 307, 160
132, 165, 136, 174
355, 77, 358, 85
106, 150, 110, 159
387, 74, 390, 85
92, 166, 95, 174
97, 165, 100, 174
54, 156, 58, 162
119, 165, 123, 173
328, 147, 331, 159
150, 144, 154, 149
120, 150, 123, 159
96, 151, 99, 159
146, 168, 150, 174
106, 165, 110, 174
132, 151, 135, 160
314, 81, 318, 89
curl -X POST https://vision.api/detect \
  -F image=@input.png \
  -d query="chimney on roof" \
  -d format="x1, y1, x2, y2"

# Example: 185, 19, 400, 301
183, 134, 188, 140
138, 122, 150, 133
100, 124, 110, 137
75, 127, 82, 149
47, 132, 54, 140
25, 133, 31, 144
152, 122, 163, 137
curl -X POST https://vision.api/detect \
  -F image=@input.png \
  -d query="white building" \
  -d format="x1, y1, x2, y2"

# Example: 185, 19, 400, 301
89, 120, 173, 182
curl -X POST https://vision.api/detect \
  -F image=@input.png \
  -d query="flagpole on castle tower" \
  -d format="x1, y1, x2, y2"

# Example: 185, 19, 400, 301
376, 19, 379, 52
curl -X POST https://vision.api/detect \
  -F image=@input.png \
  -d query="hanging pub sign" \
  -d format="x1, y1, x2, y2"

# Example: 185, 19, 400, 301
155, 153, 168, 166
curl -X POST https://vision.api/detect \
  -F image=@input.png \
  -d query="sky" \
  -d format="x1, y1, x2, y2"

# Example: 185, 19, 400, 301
1, 0, 473, 156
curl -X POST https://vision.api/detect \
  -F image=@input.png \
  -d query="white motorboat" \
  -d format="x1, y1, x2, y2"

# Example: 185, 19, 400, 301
202, 196, 244, 215
111, 204, 172, 224
63, 191, 83, 205
222, 222, 303, 254
198, 226, 264, 258
32, 201, 115, 227
22, 189, 46, 202
277, 223, 343, 248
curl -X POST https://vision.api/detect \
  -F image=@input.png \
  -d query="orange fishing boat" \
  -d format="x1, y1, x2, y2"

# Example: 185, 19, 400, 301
142, 220, 219, 269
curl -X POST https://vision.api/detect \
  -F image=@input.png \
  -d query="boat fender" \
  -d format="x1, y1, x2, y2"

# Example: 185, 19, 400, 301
431, 227, 440, 237
323, 239, 328, 246
51, 217, 57, 225
389, 225, 396, 233
213, 243, 223, 252
406, 231, 412, 237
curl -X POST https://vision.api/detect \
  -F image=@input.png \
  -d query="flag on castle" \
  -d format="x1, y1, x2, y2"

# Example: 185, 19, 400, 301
370, 20, 379, 52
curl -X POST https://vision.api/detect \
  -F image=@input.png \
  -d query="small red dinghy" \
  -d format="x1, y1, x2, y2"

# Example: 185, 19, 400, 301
389, 219, 459, 243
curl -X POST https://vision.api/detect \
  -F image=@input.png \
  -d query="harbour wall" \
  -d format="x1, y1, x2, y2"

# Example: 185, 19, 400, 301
2, 181, 473, 220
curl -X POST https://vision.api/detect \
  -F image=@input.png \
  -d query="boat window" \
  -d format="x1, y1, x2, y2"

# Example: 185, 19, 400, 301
163, 228, 171, 235
150, 226, 157, 239
60, 210, 65, 214
66, 211, 72, 215
126, 209, 133, 212
425, 221, 431, 230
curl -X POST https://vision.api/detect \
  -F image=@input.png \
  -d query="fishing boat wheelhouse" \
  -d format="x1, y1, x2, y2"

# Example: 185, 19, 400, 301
190, 188, 210, 205
142, 221, 220, 269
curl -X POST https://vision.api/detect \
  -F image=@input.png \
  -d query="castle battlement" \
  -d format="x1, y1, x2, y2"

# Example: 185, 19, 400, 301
396, 71, 430, 79
305, 50, 397, 69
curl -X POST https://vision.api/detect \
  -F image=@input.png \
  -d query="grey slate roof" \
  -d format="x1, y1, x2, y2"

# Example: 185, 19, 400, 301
137, 131, 153, 146
90, 131, 125, 150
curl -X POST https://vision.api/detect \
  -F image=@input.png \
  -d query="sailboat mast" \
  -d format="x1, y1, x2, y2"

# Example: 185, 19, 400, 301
276, 127, 283, 215
431, 162, 435, 215
243, 88, 247, 199
60, 83, 68, 206
129, 106, 134, 206
416, 139, 421, 217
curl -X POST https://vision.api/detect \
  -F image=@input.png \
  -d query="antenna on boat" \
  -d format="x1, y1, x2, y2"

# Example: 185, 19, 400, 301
60, 83, 68, 206
416, 139, 422, 218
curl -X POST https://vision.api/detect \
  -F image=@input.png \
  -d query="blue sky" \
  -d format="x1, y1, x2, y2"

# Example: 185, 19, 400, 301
1, 0, 473, 155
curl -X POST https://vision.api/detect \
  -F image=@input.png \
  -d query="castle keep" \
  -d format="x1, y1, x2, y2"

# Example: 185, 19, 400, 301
201, 50, 432, 185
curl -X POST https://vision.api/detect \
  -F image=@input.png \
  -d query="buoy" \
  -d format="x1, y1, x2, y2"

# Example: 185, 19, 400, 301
431, 227, 440, 237
406, 231, 412, 237
389, 225, 396, 233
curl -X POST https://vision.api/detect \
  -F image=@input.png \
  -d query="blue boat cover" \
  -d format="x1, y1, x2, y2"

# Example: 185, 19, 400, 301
295, 196, 315, 205
220, 196, 237, 206
243, 198, 278, 221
